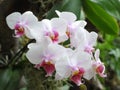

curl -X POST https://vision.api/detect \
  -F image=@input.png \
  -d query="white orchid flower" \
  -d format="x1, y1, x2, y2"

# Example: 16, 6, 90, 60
76, 30, 98, 54
55, 10, 87, 48
6, 11, 38, 38
26, 41, 67, 77
92, 49, 107, 77
42, 18, 68, 43
30, 18, 68, 43
84, 49, 107, 79
55, 50, 92, 86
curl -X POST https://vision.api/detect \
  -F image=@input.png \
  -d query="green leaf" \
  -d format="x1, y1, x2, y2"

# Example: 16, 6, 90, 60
90, 0, 120, 20
0, 68, 12, 90
82, 0, 119, 35
62, 0, 82, 19
46, 0, 82, 19
46, 1, 62, 19
0, 68, 22, 90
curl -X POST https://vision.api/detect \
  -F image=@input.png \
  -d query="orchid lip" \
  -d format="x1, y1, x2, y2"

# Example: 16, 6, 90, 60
70, 68, 85, 86
96, 64, 107, 77
45, 30, 59, 43
14, 23, 25, 36
41, 60, 55, 77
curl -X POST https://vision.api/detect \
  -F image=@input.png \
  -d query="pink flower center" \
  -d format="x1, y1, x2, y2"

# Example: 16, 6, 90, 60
84, 45, 94, 53
70, 68, 85, 86
96, 64, 106, 77
46, 31, 59, 43
41, 60, 55, 77
14, 23, 25, 36
96, 64, 104, 73
93, 62, 107, 78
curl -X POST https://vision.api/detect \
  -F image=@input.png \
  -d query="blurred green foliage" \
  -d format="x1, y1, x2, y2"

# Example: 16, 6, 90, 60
97, 34, 120, 89
0, 68, 22, 90
98, 34, 120, 76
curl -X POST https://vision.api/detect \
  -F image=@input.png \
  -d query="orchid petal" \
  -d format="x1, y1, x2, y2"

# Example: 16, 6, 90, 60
21, 11, 38, 25
55, 73, 65, 80
58, 34, 68, 43
55, 10, 61, 17
58, 11, 77, 24
70, 28, 86, 48
72, 20, 87, 29
71, 51, 92, 70
46, 44, 67, 61
42, 19, 52, 32
26, 43, 45, 64
95, 49, 100, 61
6, 12, 21, 29
55, 56, 71, 79
51, 18, 67, 35
83, 68, 95, 80
28, 22, 44, 41
24, 27, 34, 39
88, 32, 98, 46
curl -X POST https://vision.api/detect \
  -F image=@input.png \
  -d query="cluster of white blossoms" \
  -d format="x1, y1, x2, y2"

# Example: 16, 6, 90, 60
6, 11, 106, 86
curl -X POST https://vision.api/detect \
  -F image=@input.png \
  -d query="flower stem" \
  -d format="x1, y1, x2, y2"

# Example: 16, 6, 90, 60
9, 39, 35, 67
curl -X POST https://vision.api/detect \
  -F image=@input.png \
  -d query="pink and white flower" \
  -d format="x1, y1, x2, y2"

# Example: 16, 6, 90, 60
6, 11, 38, 38
76, 31, 98, 54
55, 10, 88, 48
93, 49, 107, 77
26, 41, 67, 76
30, 18, 68, 43
84, 49, 107, 79
55, 50, 92, 86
